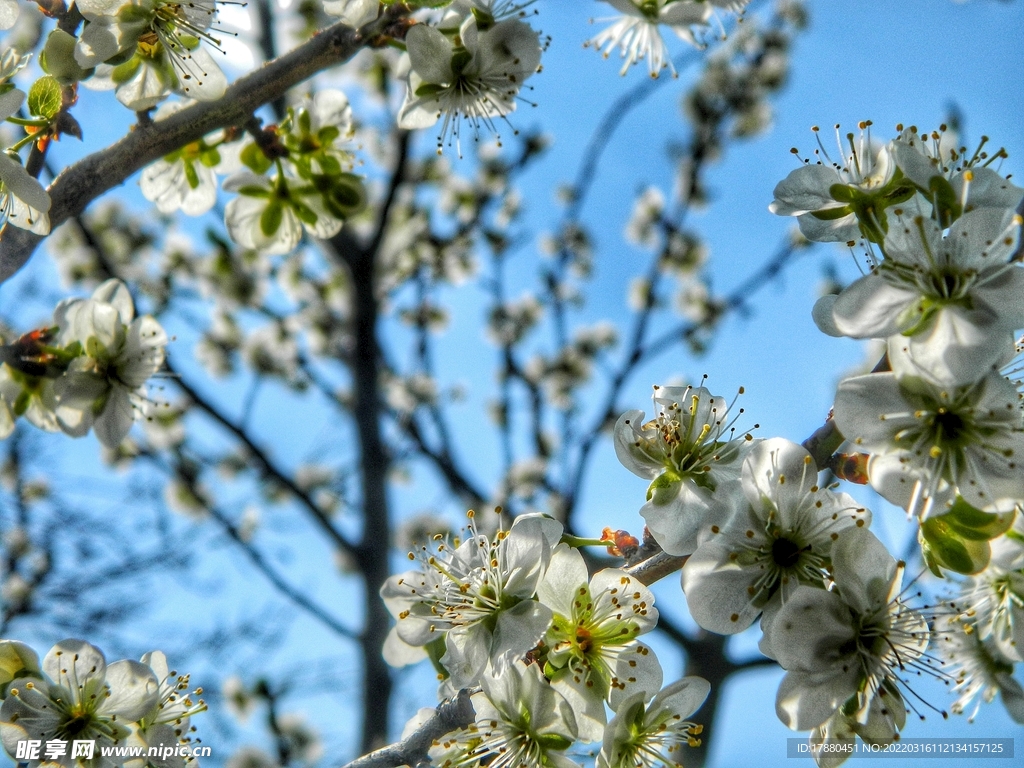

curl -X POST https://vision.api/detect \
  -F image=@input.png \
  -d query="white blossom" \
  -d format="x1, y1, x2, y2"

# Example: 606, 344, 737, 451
597, 677, 710, 768
537, 544, 662, 741
770, 125, 910, 244
833, 343, 1024, 519
140, 101, 221, 215
398, 14, 542, 153
380, 513, 562, 687
0, 363, 60, 434
891, 126, 1024, 216
682, 438, 869, 635
77, 0, 227, 108
430, 661, 579, 768
223, 171, 344, 256
0, 0, 18, 30
322, 0, 378, 27
588, 1, 713, 77
960, 567, 1024, 663
825, 208, 1024, 385
0, 639, 159, 768
52, 279, 169, 448
614, 384, 753, 556
935, 614, 1024, 723
0, 89, 51, 235
765, 528, 928, 732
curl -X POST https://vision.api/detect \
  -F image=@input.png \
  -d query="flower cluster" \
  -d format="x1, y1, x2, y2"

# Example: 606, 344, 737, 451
607, 379, 1022, 766
0, 639, 206, 768
770, 124, 1024, 551
936, 513, 1024, 720
0, 279, 168, 448
754, 121, 1024, 763
381, 511, 711, 767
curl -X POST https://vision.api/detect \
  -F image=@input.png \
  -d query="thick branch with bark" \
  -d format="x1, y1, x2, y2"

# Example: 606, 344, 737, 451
341, 689, 477, 768
0, 5, 412, 284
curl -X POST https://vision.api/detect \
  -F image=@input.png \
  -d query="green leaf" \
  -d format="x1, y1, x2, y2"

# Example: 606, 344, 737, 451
183, 160, 201, 190
106, 44, 139, 67
13, 390, 29, 417
828, 183, 858, 204
470, 7, 496, 31
241, 142, 273, 174
200, 147, 221, 167
414, 82, 447, 98
450, 47, 473, 76
260, 202, 284, 237
425, 636, 448, 679
292, 199, 319, 227
943, 497, 1016, 541
332, 174, 365, 208
318, 155, 342, 176
929, 175, 962, 227
535, 734, 573, 751
236, 185, 272, 198
39, 30, 93, 86
110, 56, 142, 86
27, 76, 61, 120
810, 204, 852, 221
920, 516, 991, 575
646, 470, 681, 503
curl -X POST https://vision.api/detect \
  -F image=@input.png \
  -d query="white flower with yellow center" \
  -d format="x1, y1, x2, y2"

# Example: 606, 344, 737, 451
825, 209, 1024, 385
398, 12, 542, 154
52, 279, 169, 448
770, 123, 915, 244
537, 544, 662, 741
834, 342, 1024, 519
614, 384, 754, 556
891, 126, 1024, 219
808, 688, 907, 768
380, 513, 562, 688
76, 0, 227, 108
431, 661, 579, 768
960, 567, 1024, 663
0, 90, 51, 235
765, 528, 929, 732
596, 677, 710, 768
935, 613, 1024, 724
682, 438, 870, 636
588, 1, 720, 77
0, 639, 158, 768
125, 651, 207, 768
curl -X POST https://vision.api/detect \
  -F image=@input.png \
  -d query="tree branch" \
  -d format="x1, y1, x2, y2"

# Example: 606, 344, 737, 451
627, 549, 689, 587
341, 688, 476, 768
205, 502, 359, 641
0, 5, 412, 284
167, 361, 361, 561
